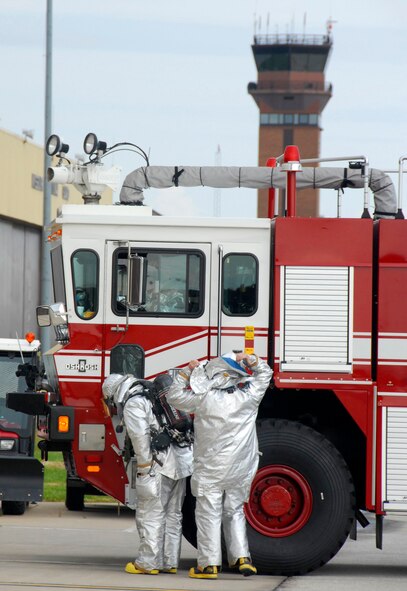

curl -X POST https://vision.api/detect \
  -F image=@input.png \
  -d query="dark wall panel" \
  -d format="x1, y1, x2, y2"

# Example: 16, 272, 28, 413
0, 219, 41, 337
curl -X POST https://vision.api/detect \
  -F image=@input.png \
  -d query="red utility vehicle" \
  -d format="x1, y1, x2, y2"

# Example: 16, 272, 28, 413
1, 337, 43, 514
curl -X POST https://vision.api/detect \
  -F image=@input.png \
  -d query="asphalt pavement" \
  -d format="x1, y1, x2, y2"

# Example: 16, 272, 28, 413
1, 502, 407, 591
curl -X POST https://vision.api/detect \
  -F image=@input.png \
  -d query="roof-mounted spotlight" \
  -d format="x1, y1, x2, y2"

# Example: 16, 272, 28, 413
46, 134, 69, 156
83, 132, 107, 156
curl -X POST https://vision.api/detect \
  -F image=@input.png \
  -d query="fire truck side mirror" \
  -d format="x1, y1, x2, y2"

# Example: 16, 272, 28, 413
36, 303, 68, 327
128, 255, 147, 306
36, 306, 52, 327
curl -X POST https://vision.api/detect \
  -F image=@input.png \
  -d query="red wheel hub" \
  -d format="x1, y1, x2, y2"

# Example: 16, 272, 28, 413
245, 465, 313, 537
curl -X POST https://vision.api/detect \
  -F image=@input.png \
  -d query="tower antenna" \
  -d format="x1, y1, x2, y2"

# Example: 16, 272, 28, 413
326, 16, 337, 38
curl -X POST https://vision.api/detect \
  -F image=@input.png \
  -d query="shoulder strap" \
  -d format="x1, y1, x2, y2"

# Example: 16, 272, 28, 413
122, 379, 154, 406
122, 379, 166, 428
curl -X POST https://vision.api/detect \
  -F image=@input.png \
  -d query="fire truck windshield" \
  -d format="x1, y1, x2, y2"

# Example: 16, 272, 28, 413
0, 353, 30, 434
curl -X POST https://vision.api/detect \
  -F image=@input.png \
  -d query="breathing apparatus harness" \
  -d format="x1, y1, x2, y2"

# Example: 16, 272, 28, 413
119, 376, 193, 466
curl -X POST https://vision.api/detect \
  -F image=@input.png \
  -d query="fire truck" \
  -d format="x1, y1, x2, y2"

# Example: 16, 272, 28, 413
8, 132, 407, 574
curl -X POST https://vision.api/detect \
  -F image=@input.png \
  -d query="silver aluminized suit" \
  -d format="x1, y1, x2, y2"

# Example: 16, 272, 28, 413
166, 353, 272, 569
102, 374, 193, 572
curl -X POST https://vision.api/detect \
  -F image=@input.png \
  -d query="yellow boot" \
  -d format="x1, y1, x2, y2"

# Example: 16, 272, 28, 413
189, 565, 218, 579
125, 562, 159, 575
231, 557, 257, 577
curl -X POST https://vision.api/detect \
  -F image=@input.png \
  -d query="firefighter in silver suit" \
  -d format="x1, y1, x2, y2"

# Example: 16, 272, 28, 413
102, 373, 193, 576
166, 351, 272, 580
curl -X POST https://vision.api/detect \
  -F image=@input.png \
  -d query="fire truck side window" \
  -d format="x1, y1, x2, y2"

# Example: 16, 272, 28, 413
71, 250, 99, 320
222, 253, 258, 316
113, 249, 204, 317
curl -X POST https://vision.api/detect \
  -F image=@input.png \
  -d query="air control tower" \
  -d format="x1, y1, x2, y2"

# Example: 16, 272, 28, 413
248, 31, 333, 217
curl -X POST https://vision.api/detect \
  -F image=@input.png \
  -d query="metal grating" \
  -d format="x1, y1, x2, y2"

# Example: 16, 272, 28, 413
281, 266, 352, 372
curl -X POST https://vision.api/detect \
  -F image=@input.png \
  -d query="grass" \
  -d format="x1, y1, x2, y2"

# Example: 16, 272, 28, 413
34, 445, 65, 501
42, 457, 66, 501
34, 442, 115, 503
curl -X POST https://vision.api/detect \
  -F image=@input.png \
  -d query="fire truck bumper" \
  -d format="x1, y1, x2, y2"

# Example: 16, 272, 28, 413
0, 456, 44, 502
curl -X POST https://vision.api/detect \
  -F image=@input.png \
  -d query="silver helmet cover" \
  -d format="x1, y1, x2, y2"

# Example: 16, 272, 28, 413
102, 373, 140, 405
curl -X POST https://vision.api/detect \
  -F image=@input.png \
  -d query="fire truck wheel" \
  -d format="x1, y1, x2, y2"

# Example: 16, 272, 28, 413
1, 501, 27, 515
65, 485, 85, 511
245, 419, 355, 576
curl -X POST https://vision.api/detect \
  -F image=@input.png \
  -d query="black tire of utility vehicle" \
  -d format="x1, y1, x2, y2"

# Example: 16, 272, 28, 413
2, 500, 27, 515
247, 419, 355, 576
65, 485, 85, 511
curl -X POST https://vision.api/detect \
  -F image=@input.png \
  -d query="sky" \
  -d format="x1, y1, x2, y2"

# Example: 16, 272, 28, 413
1, 0, 406, 219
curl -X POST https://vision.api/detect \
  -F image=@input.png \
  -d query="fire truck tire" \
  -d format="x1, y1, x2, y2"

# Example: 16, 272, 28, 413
246, 419, 355, 575
1, 501, 27, 515
65, 485, 85, 511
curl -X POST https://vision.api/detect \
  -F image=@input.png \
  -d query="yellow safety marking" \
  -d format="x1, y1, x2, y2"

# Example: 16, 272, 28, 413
244, 325, 255, 354
244, 326, 254, 339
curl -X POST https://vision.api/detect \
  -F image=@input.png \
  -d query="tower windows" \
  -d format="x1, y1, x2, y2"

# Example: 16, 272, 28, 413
260, 113, 320, 126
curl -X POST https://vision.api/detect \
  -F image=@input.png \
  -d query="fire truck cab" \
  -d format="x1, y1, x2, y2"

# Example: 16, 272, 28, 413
38, 205, 271, 508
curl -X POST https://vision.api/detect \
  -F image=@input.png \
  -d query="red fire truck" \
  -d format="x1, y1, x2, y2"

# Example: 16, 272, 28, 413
8, 133, 407, 575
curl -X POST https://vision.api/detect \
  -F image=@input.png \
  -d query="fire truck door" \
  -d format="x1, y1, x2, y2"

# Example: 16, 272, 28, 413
103, 241, 211, 379
211, 243, 270, 359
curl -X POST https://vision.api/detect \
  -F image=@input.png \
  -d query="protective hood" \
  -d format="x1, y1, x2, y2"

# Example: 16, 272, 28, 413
102, 373, 139, 405
190, 355, 250, 394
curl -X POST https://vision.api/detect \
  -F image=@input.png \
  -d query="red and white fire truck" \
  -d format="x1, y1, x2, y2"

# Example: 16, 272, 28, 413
9, 133, 407, 575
